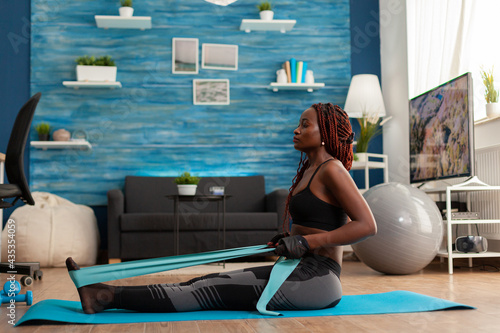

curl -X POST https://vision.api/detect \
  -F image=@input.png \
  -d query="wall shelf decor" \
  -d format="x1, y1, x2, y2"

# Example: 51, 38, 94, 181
31, 140, 92, 150
95, 15, 152, 30
172, 38, 199, 74
202, 44, 238, 71
240, 19, 296, 33
193, 79, 230, 105
62, 81, 122, 89
268, 82, 325, 92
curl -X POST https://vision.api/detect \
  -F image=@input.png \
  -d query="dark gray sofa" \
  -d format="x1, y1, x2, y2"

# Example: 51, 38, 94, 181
107, 175, 288, 261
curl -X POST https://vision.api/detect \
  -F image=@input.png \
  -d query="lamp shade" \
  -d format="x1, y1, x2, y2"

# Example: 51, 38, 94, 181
343, 74, 386, 118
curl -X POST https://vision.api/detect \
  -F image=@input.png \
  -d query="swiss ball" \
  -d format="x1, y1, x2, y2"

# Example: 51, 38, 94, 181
352, 183, 443, 274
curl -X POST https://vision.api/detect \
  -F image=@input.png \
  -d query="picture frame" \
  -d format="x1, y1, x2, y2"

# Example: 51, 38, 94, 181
193, 79, 230, 105
172, 38, 199, 74
202, 44, 238, 71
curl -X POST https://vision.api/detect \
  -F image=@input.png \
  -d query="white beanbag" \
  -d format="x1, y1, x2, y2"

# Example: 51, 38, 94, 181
1, 192, 100, 267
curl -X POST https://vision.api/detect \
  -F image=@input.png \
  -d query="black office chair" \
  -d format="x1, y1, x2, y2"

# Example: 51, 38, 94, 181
0, 92, 41, 208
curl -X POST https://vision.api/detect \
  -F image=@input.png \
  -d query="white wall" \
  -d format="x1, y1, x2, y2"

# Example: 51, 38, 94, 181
475, 118, 500, 150
380, 0, 410, 184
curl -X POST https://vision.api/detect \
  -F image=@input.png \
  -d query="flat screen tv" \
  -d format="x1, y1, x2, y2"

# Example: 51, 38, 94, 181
409, 72, 475, 184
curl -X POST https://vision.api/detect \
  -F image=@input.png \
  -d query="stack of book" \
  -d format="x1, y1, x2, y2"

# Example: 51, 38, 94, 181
281, 58, 308, 83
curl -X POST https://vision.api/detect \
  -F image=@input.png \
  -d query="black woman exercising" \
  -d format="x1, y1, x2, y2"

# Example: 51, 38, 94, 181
66, 102, 377, 314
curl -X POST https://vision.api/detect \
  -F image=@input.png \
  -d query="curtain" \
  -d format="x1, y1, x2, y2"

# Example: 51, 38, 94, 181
407, 0, 500, 120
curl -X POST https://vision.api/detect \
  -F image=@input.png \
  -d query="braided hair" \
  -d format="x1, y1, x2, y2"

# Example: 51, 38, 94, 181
282, 103, 354, 232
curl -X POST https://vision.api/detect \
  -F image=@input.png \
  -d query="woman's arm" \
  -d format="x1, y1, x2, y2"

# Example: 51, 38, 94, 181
303, 161, 377, 249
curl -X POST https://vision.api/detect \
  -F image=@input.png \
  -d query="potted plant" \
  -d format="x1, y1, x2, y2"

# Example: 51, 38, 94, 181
35, 122, 51, 141
481, 67, 500, 119
355, 113, 391, 161
174, 172, 201, 196
257, 1, 273, 20
119, 0, 134, 17
75, 55, 117, 82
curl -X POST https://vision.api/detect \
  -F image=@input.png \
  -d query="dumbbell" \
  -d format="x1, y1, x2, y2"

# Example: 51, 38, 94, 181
0, 281, 33, 306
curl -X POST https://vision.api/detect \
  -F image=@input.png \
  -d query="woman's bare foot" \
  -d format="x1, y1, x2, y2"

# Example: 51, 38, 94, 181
66, 257, 116, 314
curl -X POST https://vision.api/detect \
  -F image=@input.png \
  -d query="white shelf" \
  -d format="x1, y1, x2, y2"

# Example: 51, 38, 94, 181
434, 177, 500, 274
240, 19, 296, 33
269, 82, 325, 92
351, 160, 387, 170
31, 140, 92, 150
350, 153, 389, 191
63, 81, 122, 89
437, 250, 500, 259
95, 15, 152, 30
443, 219, 500, 225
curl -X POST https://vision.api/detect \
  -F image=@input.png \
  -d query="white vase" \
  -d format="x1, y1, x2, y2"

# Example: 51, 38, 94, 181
119, 7, 134, 17
177, 184, 197, 196
259, 10, 274, 20
305, 70, 315, 84
486, 103, 500, 119
76, 65, 117, 82
356, 153, 368, 163
52, 129, 71, 141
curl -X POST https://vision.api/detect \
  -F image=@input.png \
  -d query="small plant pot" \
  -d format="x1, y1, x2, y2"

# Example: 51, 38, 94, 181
38, 133, 50, 141
119, 6, 134, 17
486, 103, 500, 119
177, 184, 197, 196
356, 153, 368, 162
259, 10, 274, 20
76, 65, 117, 82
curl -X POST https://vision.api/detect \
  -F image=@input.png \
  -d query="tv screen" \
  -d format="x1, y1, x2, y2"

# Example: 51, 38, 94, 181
409, 72, 475, 184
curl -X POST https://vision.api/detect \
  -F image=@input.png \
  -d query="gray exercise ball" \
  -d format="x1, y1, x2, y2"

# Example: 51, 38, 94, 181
352, 182, 443, 275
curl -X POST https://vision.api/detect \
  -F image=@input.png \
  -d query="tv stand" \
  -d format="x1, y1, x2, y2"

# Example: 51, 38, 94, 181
424, 177, 500, 274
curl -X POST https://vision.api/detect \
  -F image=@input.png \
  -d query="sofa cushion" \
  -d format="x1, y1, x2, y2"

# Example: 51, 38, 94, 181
120, 212, 278, 232
125, 177, 176, 214
198, 176, 266, 212
124, 176, 266, 214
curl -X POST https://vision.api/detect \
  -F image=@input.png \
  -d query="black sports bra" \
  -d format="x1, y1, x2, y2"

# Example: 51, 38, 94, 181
289, 159, 348, 231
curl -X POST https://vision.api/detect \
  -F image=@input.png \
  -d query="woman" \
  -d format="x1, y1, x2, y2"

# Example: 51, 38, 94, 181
66, 102, 376, 314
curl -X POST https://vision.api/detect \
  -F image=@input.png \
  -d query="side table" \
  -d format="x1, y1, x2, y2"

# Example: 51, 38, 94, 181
166, 194, 230, 256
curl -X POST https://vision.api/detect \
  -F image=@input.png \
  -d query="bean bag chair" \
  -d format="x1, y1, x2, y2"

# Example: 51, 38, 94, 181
1, 192, 99, 267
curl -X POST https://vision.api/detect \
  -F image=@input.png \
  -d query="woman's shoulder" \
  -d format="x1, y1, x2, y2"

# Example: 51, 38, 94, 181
319, 159, 353, 185
323, 158, 348, 173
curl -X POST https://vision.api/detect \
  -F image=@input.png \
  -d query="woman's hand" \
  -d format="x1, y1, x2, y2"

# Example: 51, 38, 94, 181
267, 232, 290, 247
274, 235, 310, 259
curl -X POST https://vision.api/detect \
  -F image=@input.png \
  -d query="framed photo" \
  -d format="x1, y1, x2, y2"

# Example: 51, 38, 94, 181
172, 38, 199, 74
202, 44, 238, 71
193, 79, 230, 105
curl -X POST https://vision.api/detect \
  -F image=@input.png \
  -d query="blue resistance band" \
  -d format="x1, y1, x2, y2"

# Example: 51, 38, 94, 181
69, 245, 301, 316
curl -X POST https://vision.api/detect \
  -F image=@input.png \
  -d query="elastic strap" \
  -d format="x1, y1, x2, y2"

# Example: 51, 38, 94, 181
306, 158, 334, 187
68, 245, 299, 316
256, 256, 301, 316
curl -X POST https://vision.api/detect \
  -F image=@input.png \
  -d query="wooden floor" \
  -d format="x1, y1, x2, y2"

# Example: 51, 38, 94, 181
2, 257, 500, 332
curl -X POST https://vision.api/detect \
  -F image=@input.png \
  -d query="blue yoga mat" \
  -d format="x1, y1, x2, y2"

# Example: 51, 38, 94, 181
15, 291, 474, 326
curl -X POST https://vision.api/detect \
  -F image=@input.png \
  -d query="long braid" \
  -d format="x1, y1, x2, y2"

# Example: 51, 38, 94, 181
282, 103, 354, 232
315, 103, 354, 171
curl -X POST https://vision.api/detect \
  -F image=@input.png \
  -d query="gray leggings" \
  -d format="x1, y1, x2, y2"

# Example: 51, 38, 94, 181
113, 254, 342, 312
